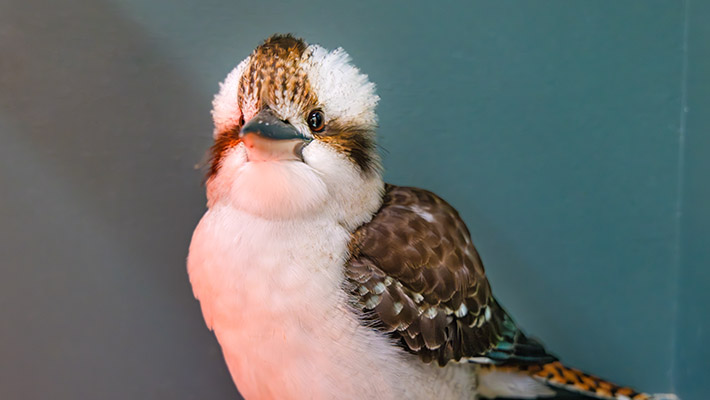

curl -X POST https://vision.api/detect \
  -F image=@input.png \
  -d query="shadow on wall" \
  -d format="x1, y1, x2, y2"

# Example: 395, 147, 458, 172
0, 0, 241, 399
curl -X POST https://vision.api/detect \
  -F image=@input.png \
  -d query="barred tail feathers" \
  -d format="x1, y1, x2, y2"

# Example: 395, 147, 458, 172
530, 361, 671, 400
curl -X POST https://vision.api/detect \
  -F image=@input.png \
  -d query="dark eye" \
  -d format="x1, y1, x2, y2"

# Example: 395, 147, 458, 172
307, 109, 325, 132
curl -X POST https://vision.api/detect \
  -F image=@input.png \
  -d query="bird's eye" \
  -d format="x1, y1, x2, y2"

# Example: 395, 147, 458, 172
307, 109, 325, 132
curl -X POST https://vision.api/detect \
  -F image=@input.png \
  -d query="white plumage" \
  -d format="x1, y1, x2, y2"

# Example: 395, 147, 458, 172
188, 141, 476, 399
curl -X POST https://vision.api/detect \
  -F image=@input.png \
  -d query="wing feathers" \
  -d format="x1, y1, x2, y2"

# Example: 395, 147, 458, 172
345, 184, 556, 367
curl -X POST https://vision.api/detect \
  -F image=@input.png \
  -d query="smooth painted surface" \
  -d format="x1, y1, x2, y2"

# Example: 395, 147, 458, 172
676, 1, 710, 400
0, 1, 705, 399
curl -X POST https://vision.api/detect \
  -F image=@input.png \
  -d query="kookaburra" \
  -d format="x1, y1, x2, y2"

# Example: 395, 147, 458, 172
187, 34, 672, 400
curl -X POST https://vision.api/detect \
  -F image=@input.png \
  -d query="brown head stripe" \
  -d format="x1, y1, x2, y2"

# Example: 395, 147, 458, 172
238, 34, 317, 115
209, 34, 315, 178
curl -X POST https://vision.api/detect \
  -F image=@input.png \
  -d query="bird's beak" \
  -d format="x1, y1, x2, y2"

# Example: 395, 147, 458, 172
239, 109, 311, 162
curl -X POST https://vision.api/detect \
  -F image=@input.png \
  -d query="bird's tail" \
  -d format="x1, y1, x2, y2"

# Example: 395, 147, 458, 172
529, 361, 677, 400
479, 361, 679, 400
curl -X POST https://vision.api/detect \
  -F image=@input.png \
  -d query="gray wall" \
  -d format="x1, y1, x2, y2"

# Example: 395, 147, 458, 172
0, 1, 706, 399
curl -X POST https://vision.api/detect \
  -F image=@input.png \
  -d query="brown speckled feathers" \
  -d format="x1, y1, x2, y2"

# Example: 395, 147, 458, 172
344, 185, 656, 400
346, 185, 510, 365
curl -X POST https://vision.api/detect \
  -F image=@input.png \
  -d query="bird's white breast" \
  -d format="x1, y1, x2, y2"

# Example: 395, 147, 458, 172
188, 204, 475, 400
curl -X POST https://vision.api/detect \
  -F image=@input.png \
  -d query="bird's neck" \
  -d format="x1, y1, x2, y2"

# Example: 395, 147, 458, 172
207, 148, 384, 230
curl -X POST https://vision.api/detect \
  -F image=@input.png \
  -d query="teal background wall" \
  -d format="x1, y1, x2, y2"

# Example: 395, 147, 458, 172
676, 2, 710, 400
0, 1, 706, 399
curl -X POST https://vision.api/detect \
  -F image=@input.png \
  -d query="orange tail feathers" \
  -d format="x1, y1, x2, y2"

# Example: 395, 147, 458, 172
529, 361, 650, 400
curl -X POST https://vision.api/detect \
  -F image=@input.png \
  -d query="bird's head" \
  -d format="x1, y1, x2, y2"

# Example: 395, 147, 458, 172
206, 34, 384, 225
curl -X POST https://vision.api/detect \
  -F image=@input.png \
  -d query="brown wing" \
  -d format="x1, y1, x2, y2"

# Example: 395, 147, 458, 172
345, 184, 508, 366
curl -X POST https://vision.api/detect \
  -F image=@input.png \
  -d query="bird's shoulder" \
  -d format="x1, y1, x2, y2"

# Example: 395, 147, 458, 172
345, 184, 502, 365
345, 184, 557, 367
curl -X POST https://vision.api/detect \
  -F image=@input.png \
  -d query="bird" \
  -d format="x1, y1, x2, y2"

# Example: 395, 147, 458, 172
187, 34, 676, 400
